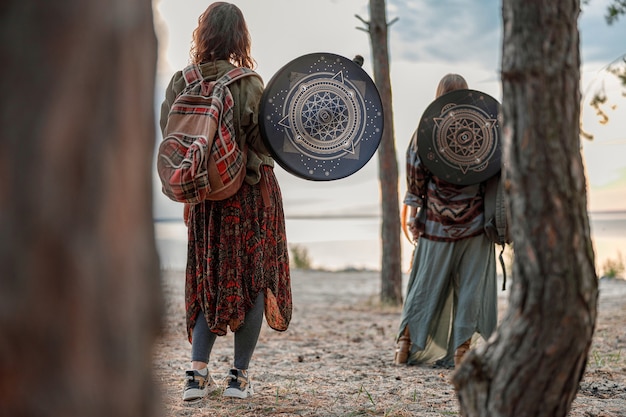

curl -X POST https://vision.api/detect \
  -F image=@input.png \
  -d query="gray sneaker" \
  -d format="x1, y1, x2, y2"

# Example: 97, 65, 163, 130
182, 368, 218, 402
223, 368, 254, 398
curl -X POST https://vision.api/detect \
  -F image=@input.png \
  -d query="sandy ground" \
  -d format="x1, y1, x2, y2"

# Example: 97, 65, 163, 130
153, 269, 626, 416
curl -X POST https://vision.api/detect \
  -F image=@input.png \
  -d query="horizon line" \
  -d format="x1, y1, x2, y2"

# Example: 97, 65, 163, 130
154, 209, 626, 223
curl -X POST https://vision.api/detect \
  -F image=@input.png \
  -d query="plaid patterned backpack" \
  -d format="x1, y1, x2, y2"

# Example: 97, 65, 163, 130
158, 65, 261, 203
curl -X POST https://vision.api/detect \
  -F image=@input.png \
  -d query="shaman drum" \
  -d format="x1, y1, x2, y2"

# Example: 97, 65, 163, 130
259, 52, 383, 181
416, 89, 502, 185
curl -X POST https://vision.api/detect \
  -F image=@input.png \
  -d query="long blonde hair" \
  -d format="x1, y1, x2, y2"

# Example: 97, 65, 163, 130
190, 2, 255, 69
435, 74, 468, 98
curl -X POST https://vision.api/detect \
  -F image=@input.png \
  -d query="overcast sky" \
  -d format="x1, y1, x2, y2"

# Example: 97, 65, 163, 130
153, 0, 626, 221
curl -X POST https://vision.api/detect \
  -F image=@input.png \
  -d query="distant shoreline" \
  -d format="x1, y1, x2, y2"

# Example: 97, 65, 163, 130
154, 209, 626, 223
154, 211, 626, 272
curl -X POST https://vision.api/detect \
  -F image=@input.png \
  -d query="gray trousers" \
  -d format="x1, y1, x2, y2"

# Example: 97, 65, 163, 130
191, 292, 265, 370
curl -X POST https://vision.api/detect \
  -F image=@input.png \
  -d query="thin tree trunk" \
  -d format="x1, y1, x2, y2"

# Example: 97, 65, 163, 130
367, 0, 403, 305
0, 1, 162, 416
453, 1, 598, 416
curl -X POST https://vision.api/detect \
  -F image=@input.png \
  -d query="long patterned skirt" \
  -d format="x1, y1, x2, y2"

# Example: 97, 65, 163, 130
184, 165, 292, 341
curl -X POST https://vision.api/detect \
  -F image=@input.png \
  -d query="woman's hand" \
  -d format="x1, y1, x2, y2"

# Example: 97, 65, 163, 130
408, 208, 424, 242
408, 217, 419, 242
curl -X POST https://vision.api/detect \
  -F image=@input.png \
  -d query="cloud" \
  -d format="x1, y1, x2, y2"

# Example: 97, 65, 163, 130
388, 0, 501, 70
386, 0, 626, 76
154, 0, 626, 219
580, 0, 626, 65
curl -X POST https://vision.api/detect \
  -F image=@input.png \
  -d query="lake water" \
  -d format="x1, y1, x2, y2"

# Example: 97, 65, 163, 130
155, 210, 626, 277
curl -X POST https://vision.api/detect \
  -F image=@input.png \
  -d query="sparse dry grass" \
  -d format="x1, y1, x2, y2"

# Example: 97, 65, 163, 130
154, 271, 626, 417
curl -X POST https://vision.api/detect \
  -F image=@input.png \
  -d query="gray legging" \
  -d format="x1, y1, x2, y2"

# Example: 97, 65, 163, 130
191, 292, 264, 370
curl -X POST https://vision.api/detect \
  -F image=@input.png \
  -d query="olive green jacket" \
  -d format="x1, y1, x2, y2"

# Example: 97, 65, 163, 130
160, 60, 273, 185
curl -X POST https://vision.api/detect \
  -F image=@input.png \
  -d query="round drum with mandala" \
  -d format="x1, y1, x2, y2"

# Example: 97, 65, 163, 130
285, 76, 363, 158
260, 53, 383, 181
417, 89, 502, 185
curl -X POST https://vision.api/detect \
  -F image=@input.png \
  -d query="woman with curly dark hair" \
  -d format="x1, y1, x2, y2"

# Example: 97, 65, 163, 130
160, 2, 292, 402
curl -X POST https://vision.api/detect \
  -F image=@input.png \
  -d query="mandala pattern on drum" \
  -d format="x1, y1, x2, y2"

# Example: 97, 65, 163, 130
433, 104, 497, 174
260, 53, 383, 181
417, 89, 502, 185
279, 71, 364, 159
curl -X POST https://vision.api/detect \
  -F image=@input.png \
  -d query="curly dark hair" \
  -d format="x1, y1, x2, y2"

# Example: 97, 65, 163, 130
190, 2, 255, 69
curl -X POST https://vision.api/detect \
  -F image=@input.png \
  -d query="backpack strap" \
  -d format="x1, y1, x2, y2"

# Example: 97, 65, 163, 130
497, 243, 506, 291
494, 176, 508, 291
483, 174, 498, 232
484, 174, 508, 291
182, 64, 203, 86
218, 67, 261, 87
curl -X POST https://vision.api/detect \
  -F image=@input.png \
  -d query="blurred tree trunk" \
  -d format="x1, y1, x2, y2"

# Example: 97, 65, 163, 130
361, 0, 403, 305
0, 1, 162, 416
453, 1, 598, 416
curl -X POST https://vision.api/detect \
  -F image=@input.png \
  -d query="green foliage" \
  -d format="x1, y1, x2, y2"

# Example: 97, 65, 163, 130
592, 350, 622, 367
606, 0, 626, 24
607, 56, 626, 85
289, 244, 312, 270
357, 384, 376, 406
601, 251, 625, 278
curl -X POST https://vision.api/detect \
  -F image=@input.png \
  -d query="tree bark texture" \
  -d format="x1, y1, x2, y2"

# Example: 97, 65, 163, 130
453, 1, 598, 416
0, 1, 162, 416
368, 0, 403, 305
